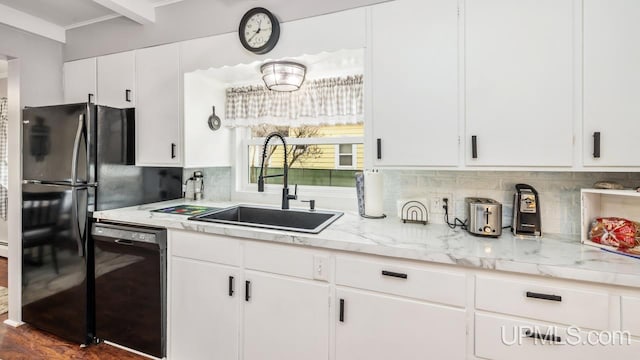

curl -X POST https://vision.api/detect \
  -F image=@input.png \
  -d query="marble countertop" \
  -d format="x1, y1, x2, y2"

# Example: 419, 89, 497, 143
92, 199, 640, 288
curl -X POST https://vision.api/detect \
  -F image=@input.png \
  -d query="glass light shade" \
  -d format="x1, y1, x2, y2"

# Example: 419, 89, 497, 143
260, 61, 307, 91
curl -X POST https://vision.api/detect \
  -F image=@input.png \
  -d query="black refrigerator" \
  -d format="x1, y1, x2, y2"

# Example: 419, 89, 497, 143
21, 102, 182, 345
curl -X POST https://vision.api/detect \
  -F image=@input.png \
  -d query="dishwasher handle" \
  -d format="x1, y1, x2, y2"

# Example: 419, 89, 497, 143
115, 239, 135, 246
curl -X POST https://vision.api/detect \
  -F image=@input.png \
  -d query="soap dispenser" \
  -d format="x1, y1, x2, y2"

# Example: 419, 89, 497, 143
193, 171, 204, 200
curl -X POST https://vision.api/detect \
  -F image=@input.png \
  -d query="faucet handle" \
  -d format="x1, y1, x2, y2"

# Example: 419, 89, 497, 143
287, 184, 298, 200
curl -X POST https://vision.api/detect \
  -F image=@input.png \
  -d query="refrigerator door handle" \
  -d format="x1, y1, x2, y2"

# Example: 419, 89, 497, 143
71, 114, 85, 185
71, 188, 86, 257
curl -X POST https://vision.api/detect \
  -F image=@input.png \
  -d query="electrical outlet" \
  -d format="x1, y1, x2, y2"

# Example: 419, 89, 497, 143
430, 193, 454, 215
430, 196, 444, 214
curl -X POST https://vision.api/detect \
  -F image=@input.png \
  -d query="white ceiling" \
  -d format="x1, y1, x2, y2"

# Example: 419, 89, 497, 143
0, 0, 182, 42
195, 48, 365, 87
0, 0, 115, 28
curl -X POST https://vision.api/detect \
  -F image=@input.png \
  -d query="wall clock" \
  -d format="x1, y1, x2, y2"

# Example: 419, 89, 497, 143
239, 7, 281, 54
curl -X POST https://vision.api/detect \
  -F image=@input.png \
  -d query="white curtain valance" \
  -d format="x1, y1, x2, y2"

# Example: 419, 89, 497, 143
225, 75, 363, 127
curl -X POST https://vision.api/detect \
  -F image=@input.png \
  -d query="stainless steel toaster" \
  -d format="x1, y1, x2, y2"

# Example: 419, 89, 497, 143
465, 197, 502, 237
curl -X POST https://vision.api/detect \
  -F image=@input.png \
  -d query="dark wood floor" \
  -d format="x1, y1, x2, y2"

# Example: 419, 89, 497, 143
0, 257, 148, 360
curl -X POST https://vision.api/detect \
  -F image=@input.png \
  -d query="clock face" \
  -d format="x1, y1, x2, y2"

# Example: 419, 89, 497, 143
239, 8, 280, 54
244, 13, 272, 49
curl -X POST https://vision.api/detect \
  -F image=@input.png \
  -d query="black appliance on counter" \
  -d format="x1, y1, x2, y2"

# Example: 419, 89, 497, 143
512, 183, 542, 237
92, 222, 167, 358
21, 101, 181, 346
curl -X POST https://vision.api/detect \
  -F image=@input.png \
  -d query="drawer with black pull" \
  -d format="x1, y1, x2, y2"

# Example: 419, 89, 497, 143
476, 276, 609, 330
335, 255, 466, 307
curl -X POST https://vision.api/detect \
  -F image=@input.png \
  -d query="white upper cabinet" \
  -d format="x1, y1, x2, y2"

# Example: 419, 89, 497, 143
370, 0, 459, 167
63, 58, 96, 104
97, 51, 135, 108
465, 0, 574, 167
583, 0, 640, 167
135, 43, 182, 166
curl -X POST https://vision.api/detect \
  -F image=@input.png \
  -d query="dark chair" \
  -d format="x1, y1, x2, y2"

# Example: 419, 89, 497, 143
22, 192, 64, 277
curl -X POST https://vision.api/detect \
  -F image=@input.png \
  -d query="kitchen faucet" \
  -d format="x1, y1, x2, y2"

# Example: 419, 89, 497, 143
257, 132, 297, 209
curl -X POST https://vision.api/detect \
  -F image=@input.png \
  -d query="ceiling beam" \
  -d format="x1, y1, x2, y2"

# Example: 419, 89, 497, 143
0, 3, 65, 43
93, 0, 156, 25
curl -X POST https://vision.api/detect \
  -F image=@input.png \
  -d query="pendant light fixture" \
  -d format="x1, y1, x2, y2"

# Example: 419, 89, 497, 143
260, 61, 307, 91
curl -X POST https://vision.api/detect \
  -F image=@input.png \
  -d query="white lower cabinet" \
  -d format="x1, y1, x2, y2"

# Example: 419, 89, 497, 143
622, 296, 640, 337
475, 312, 640, 360
170, 257, 240, 360
167, 230, 640, 360
243, 271, 329, 360
335, 288, 466, 360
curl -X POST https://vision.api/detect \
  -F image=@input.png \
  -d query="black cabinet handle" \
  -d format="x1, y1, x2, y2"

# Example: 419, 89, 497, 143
524, 329, 562, 343
526, 291, 562, 302
228, 276, 234, 297
125, 89, 132, 102
593, 131, 601, 158
339, 299, 345, 322
471, 135, 478, 159
376, 138, 382, 160
382, 270, 408, 279
245, 280, 251, 302
171, 143, 176, 159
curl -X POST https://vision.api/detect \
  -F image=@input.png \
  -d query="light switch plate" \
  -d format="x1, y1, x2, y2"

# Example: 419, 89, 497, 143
313, 255, 329, 281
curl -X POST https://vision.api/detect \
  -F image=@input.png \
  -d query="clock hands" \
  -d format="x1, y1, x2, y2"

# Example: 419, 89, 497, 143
247, 20, 272, 45
248, 30, 260, 43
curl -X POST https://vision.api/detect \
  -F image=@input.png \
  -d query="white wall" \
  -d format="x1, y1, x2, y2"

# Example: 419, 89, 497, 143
0, 25, 63, 106
184, 73, 230, 168
0, 23, 64, 326
0, 77, 7, 98
64, 0, 388, 60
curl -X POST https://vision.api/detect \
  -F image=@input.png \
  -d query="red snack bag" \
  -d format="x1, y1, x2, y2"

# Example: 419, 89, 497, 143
589, 217, 638, 248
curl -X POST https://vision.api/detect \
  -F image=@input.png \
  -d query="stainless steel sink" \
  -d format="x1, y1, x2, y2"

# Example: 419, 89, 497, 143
188, 205, 343, 234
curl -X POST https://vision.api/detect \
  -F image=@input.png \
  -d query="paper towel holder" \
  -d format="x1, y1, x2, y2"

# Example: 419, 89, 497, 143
355, 172, 387, 219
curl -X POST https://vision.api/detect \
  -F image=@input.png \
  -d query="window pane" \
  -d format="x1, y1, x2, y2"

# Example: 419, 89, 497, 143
339, 144, 352, 154
248, 144, 360, 187
248, 124, 363, 187
339, 155, 353, 166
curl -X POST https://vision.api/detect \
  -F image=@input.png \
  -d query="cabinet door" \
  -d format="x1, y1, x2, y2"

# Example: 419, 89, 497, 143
243, 271, 329, 360
583, 0, 640, 166
170, 257, 240, 360
136, 43, 182, 166
97, 51, 135, 108
370, 0, 459, 167
336, 288, 466, 360
465, 0, 574, 166
64, 58, 96, 104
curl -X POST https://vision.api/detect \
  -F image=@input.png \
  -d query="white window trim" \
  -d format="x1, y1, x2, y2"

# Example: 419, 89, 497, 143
335, 143, 357, 169
231, 128, 363, 210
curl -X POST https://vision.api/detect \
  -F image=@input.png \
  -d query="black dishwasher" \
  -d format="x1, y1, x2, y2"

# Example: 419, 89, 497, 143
92, 222, 166, 358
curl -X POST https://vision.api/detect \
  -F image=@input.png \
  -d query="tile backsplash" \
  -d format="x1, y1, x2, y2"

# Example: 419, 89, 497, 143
383, 170, 640, 235
183, 167, 231, 201
181, 167, 640, 235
